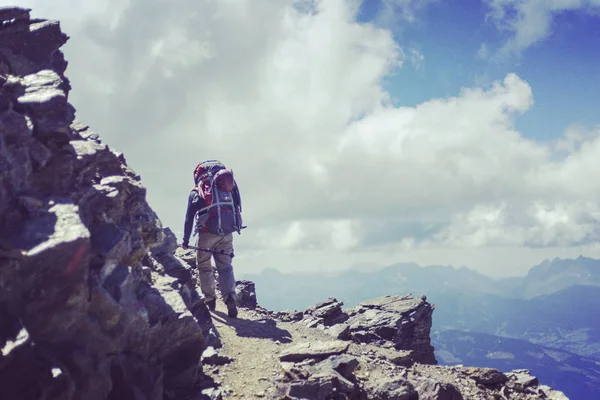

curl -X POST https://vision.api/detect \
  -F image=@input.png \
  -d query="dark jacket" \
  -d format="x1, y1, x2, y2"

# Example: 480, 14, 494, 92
182, 189, 204, 246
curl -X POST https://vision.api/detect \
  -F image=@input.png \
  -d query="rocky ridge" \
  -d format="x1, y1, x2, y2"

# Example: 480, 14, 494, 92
0, 7, 569, 400
246, 293, 569, 400
0, 7, 216, 400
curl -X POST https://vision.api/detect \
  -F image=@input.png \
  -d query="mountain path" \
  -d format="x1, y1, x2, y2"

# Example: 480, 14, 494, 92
204, 303, 335, 399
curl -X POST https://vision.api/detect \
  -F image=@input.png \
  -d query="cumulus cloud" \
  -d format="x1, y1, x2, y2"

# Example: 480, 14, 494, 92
484, 0, 600, 56
14, 0, 600, 276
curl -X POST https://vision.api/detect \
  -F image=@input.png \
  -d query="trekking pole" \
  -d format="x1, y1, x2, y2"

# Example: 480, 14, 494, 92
179, 244, 235, 258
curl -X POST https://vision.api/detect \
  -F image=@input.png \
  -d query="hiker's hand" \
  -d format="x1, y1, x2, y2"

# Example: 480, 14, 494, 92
181, 243, 189, 250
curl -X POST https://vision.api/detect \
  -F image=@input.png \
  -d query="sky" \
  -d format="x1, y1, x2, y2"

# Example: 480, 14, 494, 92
13, 0, 600, 277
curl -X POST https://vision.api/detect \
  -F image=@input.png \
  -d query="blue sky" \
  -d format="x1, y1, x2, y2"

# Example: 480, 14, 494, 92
359, 0, 600, 142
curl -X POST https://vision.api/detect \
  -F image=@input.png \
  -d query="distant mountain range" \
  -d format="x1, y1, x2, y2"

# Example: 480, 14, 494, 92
502, 256, 600, 298
432, 285, 600, 359
243, 255, 600, 307
240, 256, 600, 399
434, 330, 600, 400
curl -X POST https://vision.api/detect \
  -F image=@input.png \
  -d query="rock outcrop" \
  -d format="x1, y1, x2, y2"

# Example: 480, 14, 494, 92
235, 280, 258, 310
274, 295, 436, 365
263, 297, 569, 399
0, 8, 214, 400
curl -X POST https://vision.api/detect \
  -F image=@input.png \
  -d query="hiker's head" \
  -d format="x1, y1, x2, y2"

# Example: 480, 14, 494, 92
215, 170, 235, 192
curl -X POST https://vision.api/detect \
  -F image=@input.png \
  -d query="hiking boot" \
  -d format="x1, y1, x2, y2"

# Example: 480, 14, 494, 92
206, 298, 216, 311
225, 296, 238, 318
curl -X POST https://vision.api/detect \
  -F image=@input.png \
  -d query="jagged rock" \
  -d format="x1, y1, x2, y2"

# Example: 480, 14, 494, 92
203, 326, 223, 349
296, 295, 435, 365
199, 387, 223, 400
272, 309, 304, 322
151, 227, 178, 256
403, 364, 571, 400
537, 385, 570, 400
235, 280, 257, 309
344, 295, 436, 365
90, 222, 132, 262
301, 315, 323, 328
279, 341, 350, 362
17, 69, 74, 145
413, 381, 463, 400
152, 252, 195, 285
0, 11, 69, 77
326, 322, 350, 340
0, 6, 31, 22
506, 369, 539, 391
284, 376, 336, 400
305, 297, 348, 326
275, 348, 567, 400
375, 348, 414, 367
363, 378, 418, 400
175, 246, 197, 267
328, 354, 360, 380
465, 367, 508, 386
0, 12, 209, 400
277, 354, 360, 399
202, 347, 233, 366
0, 328, 72, 400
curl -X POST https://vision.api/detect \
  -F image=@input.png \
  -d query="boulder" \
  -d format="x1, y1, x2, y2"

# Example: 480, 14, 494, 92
326, 323, 351, 340
235, 280, 257, 309
277, 354, 360, 399
362, 378, 418, 400
304, 297, 348, 325
413, 381, 463, 400
465, 367, 508, 386
272, 310, 305, 322
175, 246, 197, 267
202, 347, 233, 366
375, 348, 414, 367
506, 369, 540, 392
150, 227, 178, 256
279, 341, 350, 362
344, 295, 437, 365
295, 295, 436, 365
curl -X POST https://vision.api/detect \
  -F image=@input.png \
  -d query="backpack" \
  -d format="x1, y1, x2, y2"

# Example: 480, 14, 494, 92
192, 160, 243, 236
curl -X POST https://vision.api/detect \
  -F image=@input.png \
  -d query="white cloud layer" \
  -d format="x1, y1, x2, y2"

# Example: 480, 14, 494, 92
13, 0, 600, 276
484, 0, 600, 56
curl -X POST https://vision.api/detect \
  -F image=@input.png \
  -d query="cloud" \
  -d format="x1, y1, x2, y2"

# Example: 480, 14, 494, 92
13, 0, 600, 276
553, 124, 600, 154
409, 48, 425, 69
377, 0, 436, 24
431, 200, 600, 248
484, 0, 600, 56
476, 43, 490, 60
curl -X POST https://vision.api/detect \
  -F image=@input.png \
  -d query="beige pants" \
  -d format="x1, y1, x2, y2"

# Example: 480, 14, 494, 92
195, 231, 237, 303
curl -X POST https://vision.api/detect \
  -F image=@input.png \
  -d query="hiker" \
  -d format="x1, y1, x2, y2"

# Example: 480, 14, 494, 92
181, 160, 243, 318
